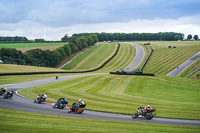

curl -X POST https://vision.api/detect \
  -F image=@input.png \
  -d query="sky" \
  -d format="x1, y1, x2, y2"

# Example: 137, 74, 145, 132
0, 0, 200, 41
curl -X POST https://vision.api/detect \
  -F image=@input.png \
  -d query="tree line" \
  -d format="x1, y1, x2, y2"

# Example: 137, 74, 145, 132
67, 32, 185, 42
0, 36, 30, 43
0, 34, 98, 67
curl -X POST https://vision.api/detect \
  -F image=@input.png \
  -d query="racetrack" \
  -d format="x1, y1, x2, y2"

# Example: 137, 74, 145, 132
166, 51, 200, 77
0, 74, 200, 127
0, 43, 200, 127
123, 42, 145, 72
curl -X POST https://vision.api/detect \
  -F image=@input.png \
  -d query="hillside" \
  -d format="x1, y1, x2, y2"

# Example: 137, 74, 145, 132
138, 41, 200, 78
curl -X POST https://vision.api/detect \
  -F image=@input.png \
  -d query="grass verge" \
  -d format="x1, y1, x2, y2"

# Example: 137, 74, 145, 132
0, 108, 199, 133
0, 64, 66, 74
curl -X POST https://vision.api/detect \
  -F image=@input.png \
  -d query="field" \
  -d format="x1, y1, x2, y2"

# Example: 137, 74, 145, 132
63, 42, 136, 73
18, 74, 200, 120
136, 41, 200, 77
62, 42, 118, 71
1, 108, 199, 133
1, 41, 200, 132
0, 64, 66, 74
0, 42, 67, 48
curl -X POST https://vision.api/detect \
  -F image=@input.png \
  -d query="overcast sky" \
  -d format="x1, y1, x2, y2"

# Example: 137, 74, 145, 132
0, 0, 200, 40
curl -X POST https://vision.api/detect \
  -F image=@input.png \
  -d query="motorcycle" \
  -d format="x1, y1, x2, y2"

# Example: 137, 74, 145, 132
53, 97, 68, 109
0, 89, 7, 96
68, 102, 86, 114
3, 90, 14, 99
132, 107, 156, 120
34, 94, 47, 103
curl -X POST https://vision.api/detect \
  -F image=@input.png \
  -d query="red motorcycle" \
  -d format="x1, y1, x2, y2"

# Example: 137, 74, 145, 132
132, 106, 156, 120
68, 102, 86, 114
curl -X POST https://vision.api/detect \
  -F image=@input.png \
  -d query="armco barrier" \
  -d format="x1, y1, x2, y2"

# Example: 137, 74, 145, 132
185, 67, 200, 78
140, 49, 154, 72
110, 71, 154, 76
0, 43, 120, 76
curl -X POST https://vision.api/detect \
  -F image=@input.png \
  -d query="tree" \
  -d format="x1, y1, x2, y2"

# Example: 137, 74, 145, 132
35, 39, 45, 43
90, 34, 99, 43
187, 34, 192, 40
69, 42, 78, 53
63, 44, 72, 55
61, 34, 70, 42
194, 35, 199, 40
174, 35, 181, 41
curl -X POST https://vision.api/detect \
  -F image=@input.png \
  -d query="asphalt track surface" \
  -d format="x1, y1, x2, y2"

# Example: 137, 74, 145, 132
122, 42, 145, 72
166, 51, 200, 77
0, 44, 200, 126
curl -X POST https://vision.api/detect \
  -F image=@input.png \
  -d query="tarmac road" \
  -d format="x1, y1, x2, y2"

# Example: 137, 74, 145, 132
122, 42, 145, 72
166, 51, 200, 77
0, 74, 200, 126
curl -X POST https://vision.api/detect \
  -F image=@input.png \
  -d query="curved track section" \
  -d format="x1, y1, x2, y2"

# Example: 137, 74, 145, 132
122, 42, 145, 72
0, 74, 200, 126
166, 51, 200, 77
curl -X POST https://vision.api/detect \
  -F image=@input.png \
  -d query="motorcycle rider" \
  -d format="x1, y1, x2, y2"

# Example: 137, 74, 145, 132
35, 94, 47, 102
1, 87, 7, 94
54, 97, 68, 108
138, 105, 152, 115
77, 99, 84, 108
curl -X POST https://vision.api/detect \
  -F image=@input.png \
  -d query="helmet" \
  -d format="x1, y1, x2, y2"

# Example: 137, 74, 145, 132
147, 105, 150, 108
3, 87, 7, 91
79, 99, 82, 102
44, 94, 47, 98
64, 96, 67, 101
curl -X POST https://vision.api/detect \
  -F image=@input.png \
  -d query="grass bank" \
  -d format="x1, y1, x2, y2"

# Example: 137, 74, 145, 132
0, 108, 199, 133
138, 41, 200, 77
19, 74, 200, 120
0, 64, 66, 74
63, 42, 136, 73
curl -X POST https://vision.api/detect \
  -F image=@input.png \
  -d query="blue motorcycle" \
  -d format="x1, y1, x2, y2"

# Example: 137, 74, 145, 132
53, 97, 68, 109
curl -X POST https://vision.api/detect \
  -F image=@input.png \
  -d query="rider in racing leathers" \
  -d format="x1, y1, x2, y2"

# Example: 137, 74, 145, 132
1, 87, 7, 94
138, 105, 152, 115
54, 97, 68, 108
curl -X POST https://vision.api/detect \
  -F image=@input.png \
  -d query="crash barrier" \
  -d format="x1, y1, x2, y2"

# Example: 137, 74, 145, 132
0, 43, 120, 76
110, 71, 154, 76
185, 67, 200, 78
140, 49, 154, 72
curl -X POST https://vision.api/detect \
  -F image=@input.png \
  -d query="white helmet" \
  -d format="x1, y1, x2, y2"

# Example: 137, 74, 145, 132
147, 105, 150, 108
44, 94, 47, 98
79, 99, 82, 102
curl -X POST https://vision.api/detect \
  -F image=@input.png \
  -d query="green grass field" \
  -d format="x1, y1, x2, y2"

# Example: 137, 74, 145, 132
62, 42, 118, 71
137, 41, 200, 77
0, 42, 67, 48
1, 108, 199, 133
0, 64, 66, 74
18, 74, 200, 120
62, 42, 136, 73
96, 42, 136, 73
1, 41, 200, 132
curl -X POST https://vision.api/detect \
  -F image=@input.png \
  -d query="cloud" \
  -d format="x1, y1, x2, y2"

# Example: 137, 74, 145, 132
0, 15, 199, 40
0, 0, 200, 40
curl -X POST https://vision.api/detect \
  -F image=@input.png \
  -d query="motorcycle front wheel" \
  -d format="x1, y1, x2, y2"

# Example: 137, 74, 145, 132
132, 113, 137, 119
